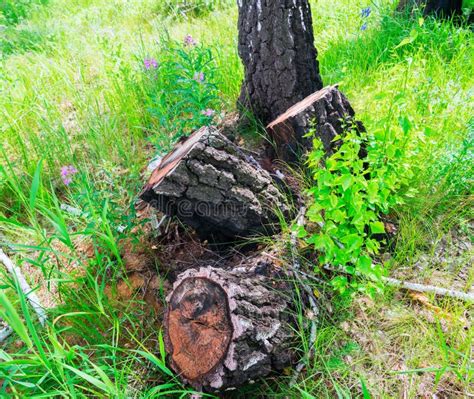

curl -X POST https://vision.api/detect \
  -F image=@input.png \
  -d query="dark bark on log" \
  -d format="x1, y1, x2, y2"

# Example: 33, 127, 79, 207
397, 0, 463, 18
237, 0, 323, 125
165, 261, 295, 391
139, 127, 288, 240
266, 85, 365, 162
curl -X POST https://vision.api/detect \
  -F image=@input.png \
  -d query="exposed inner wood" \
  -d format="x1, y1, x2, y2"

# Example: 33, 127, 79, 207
267, 88, 331, 129
164, 262, 295, 391
145, 127, 208, 190
266, 85, 364, 161
167, 277, 233, 382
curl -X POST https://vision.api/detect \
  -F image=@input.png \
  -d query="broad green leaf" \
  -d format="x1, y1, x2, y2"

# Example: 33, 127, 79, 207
340, 174, 352, 191
370, 222, 385, 234
398, 116, 412, 135
394, 30, 418, 49
357, 256, 372, 275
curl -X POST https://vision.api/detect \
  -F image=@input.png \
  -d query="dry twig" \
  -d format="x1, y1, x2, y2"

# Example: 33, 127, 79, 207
0, 248, 47, 327
288, 207, 320, 386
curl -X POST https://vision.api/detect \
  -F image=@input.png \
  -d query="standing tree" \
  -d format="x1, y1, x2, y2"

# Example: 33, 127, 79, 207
237, 0, 323, 125
397, 0, 464, 19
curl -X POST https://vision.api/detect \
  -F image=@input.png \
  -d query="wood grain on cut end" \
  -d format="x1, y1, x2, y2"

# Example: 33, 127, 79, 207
266, 85, 361, 162
266, 86, 332, 130
167, 277, 233, 382
144, 127, 208, 190
165, 264, 296, 391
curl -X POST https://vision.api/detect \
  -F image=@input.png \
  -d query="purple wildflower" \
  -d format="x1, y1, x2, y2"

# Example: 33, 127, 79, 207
144, 58, 158, 70
361, 22, 368, 31
201, 109, 215, 117
60, 165, 78, 186
193, 72, 205, 83
184, 34, 197, 47
361, 7, 371, 18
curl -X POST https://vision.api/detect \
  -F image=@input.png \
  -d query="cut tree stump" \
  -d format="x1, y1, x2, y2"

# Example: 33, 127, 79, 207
140, 127, 288, 240
164, 261, 295, 391
266, 85, 365, 162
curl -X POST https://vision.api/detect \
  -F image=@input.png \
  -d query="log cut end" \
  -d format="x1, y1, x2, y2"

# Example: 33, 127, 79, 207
266, 85, 363, 161
165, 264, 295, 391
167, 277, 233, 382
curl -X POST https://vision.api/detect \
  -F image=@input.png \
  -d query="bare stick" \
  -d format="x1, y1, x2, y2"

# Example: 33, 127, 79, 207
288, 207, 319, 386
0, 249, 47, 326
323, 264, 474, 302
290, 207, 306, 271
0, 325, 13, 343
383, 277, 474, 302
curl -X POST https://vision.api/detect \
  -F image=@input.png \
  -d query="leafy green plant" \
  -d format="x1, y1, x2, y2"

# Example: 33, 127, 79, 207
141, 37, 220, 153
302, 118, 418, 297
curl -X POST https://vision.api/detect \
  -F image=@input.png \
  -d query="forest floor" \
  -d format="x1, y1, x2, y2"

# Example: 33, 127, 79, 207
0, 0, 473, 397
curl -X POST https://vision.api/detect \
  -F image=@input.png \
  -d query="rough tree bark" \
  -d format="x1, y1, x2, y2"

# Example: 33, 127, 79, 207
238, 0, 323, 125
397, 0, 463, 18
266, 85, 366, 161
164, 260, 295, 391
139, 127, 288, 240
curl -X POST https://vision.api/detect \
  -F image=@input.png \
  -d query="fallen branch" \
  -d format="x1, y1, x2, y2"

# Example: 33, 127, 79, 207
288, 206, 319, 386
0, 248, 47, 327
0, 325, 13, 343
384, 277, 474, 302
323, 264, 474, 302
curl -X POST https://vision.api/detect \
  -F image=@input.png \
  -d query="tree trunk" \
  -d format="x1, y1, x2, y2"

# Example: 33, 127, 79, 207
139, 127, 288, 241
164, 261, 295, 391
237, 0, 323, 125
266, 85, 365, 162
397, 0, 463, 18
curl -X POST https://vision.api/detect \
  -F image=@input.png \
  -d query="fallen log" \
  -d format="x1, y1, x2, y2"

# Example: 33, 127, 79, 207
266, 85, 365, 162
164, 261, 295, 391
140, 126, 288, 240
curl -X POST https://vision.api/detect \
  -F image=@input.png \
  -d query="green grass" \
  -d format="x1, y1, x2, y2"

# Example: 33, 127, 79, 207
0, 0, 473, 397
